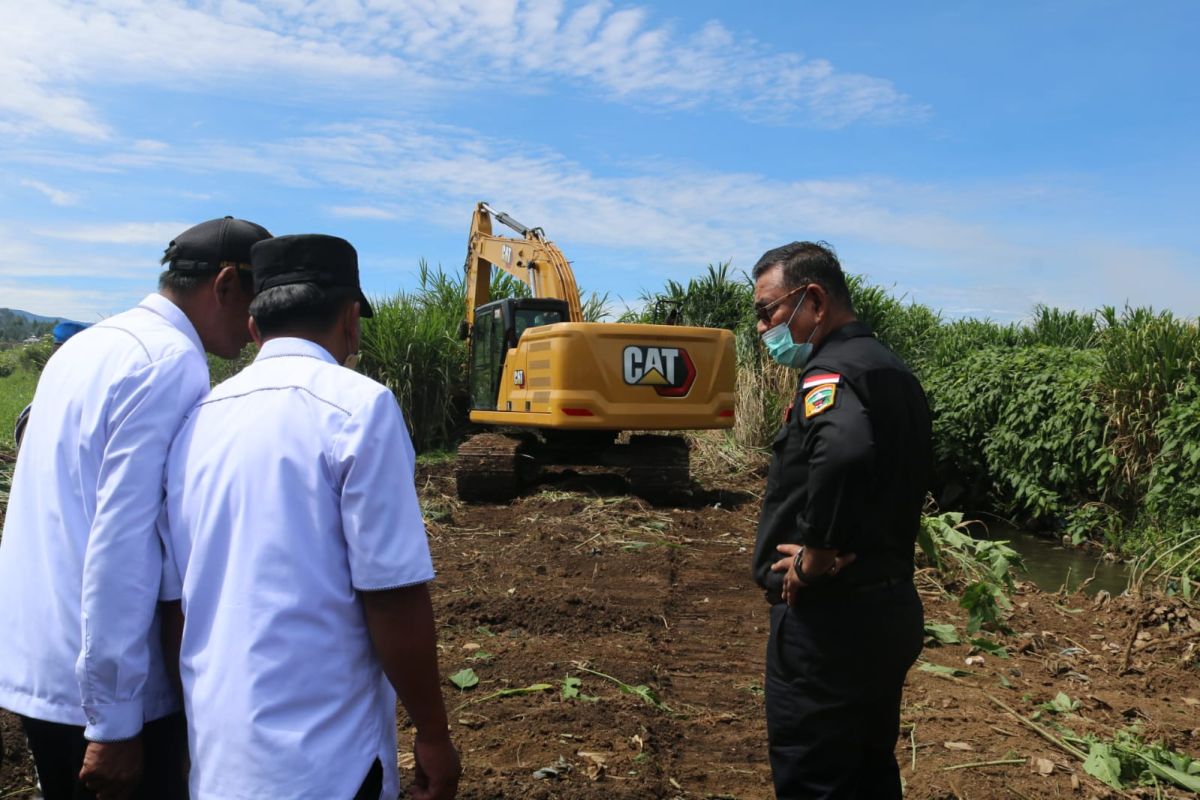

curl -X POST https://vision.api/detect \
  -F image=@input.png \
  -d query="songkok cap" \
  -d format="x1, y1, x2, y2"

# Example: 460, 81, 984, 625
250, 234, 374, 318
163, 216, 272, 273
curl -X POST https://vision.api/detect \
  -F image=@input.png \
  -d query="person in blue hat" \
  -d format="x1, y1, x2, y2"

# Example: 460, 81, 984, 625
52, 321, 89, 345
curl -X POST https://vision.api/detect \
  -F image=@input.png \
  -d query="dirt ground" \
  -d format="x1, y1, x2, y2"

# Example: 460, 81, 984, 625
2, 459, 1198, 799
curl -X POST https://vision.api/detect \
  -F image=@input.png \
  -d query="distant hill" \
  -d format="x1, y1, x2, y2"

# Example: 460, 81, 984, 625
0, 308, 82, 343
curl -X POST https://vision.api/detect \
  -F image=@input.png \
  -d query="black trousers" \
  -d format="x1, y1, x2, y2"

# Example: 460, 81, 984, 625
352, 758, 383, 800
18, 712, 188, 800
764, 581, 924, 800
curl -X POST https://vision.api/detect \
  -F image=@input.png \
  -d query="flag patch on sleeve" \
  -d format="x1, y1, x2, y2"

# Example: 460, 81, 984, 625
802, 372, 841, 390
803, 384, 837, 418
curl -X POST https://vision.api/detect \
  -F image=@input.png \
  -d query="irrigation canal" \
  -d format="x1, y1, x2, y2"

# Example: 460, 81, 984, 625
979, 522, 1129, 595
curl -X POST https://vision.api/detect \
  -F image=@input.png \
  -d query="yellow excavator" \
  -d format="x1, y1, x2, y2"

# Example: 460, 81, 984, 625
454, 202, 737, 501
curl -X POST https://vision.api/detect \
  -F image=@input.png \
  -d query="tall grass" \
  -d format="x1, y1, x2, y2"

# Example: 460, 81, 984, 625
358, 261, 530, 453
0, 366, 37, 452
1094, 307, 1200, 498
623, 267, 1200, 567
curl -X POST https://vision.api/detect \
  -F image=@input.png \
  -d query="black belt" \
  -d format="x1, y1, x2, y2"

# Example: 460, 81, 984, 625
843, 574, 911, 594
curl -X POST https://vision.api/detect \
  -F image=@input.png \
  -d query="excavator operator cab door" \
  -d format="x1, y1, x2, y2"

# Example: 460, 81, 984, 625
469, 298, 569, 411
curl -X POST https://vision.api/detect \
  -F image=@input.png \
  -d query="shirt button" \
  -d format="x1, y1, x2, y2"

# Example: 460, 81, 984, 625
88, 716, 97, 724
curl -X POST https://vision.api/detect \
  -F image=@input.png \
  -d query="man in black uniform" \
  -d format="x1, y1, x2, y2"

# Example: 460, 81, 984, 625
751, 241, 931, 799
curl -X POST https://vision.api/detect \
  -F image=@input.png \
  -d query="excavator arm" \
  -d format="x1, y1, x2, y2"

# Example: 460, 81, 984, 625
464, 202, 584, 329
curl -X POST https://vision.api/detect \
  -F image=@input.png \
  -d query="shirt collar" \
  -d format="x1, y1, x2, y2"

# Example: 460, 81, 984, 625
811, 320, 874, 358
255, 337, 338, 365
139, 293, 205, 356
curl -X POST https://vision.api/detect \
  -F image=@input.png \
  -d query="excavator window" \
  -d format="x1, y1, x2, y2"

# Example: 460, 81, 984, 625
469, 298, 570, 412
514, 307, 564, 342
469, 306, 505, 411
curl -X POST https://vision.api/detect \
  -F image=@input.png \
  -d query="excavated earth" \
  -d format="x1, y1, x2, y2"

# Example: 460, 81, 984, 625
3, 458, 1199, 799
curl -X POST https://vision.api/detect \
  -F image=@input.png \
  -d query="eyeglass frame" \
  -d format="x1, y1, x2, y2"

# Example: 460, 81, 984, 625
753, 284, 809, 325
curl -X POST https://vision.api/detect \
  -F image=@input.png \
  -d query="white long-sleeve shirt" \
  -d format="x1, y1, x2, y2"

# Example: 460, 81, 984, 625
0, 293, 209, 741
161, 337, 434, 800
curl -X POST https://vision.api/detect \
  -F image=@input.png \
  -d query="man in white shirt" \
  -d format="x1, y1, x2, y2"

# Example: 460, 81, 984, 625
0, 216, 272, 799
162, 233, 460, 800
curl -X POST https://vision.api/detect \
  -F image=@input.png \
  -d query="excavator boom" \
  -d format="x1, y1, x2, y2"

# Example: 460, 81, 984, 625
465, 202, 583, 326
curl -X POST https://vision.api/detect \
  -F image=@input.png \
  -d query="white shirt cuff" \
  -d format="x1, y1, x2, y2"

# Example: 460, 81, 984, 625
83, 698, 144, 742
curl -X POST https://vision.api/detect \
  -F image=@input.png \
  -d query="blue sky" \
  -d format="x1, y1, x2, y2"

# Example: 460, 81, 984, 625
1, 0, 1196, 322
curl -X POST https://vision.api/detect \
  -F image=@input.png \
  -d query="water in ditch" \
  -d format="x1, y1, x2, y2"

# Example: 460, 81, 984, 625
975, 520, 1129, 596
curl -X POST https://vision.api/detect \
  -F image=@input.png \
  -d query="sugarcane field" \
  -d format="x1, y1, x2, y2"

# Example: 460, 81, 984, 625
3, 5, 1199, 799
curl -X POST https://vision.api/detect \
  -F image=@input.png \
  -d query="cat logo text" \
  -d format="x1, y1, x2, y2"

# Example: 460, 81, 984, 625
622, 346, 696, 397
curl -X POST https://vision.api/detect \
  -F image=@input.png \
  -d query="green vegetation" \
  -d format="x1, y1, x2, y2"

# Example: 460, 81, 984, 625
0, 259, 1195, 576
918, 512, 1024, 634
0, 362, 38, 452
0, 309, 59, 343
622, 266, 1198, 574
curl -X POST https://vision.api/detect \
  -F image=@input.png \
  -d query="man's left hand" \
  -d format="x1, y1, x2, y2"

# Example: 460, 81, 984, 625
771, 544, 857, 605
79, 737, 143, 800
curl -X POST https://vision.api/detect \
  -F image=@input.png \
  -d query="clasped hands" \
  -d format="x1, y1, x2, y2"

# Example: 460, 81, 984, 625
771, 544, 857, 605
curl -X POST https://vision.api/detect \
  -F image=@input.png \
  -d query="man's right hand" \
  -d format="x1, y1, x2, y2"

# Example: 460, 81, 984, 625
410, 732, 461, 800
79, 737, 143, 800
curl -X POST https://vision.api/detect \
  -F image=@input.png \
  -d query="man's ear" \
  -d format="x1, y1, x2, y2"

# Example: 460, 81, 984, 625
809, 283, 826, 319
249, 316, 264, 347
212, 266, 239, 304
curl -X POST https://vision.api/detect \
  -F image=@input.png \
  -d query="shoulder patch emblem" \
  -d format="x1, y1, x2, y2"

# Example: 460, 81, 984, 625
803, 384, 837, 418
802, 372, 841, 390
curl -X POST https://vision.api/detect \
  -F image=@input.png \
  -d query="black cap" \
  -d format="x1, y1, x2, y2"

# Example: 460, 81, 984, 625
163, 216, 272, 273
250, 234, 374, 318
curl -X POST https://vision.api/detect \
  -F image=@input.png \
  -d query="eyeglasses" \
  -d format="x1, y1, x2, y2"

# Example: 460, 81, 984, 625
753, 285, 807, 324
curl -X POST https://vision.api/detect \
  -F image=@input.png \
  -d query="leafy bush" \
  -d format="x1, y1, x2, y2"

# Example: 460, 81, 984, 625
917, 511, 1024, 634
18, 338, 55, 372
207, 344, 258, 386
1143, 379, 1200, 527
921, 318, 1023, 374
846, 276, 941, 369
924, 346, 1109, 523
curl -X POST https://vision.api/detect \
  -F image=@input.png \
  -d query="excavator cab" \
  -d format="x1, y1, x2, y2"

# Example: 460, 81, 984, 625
469, 297, 570, 411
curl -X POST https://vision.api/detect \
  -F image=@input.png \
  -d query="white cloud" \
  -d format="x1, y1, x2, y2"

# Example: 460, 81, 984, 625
328, 205, 398, 220
20, 179, 80, 206
5, 122, 1196, 322
39, 222, 192, 246
0, 0, 920, 141
0, 282, 127, 322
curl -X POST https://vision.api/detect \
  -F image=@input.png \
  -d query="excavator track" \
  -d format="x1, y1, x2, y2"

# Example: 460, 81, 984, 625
455, 433, 532, 503
625, 434, 691, 503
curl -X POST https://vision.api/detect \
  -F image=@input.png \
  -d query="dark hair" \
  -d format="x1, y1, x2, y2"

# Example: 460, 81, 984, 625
751, 241, 853, 309
158, 269, 210, 296
250, 283, 357, 337
158, 262, 254, 296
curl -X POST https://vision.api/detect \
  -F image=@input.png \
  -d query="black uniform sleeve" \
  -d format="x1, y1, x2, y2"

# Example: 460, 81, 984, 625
796, 381, 875, 551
